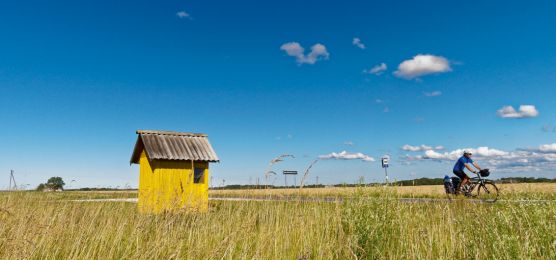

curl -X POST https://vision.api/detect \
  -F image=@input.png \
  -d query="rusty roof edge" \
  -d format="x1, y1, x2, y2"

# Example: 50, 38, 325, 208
136, 130, 207, 137
204, 138, 220, 162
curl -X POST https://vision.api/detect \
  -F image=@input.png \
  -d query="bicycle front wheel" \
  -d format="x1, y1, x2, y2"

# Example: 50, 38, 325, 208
474, 182, 499, 202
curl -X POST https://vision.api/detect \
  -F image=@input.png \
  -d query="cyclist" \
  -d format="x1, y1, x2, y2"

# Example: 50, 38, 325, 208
453, 150, 482, 194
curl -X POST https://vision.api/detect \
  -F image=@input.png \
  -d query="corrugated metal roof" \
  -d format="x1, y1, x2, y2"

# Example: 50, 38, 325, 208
130, 130, 219, 164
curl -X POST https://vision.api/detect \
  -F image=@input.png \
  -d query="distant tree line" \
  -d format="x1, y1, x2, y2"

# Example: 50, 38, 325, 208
208, 177, 556, 189
497, 177, 556, 183
58, 177, 556, 191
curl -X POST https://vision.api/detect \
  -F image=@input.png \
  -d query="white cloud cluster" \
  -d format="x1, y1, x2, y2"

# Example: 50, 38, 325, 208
402, 144, 444, 152
280, 42, 329, 65
394, 54, 451, 79
496, 105, 539, 119
417, 147, 509, 160
404, 143, 556, 173
424, 91, 442, 97
319, 151, 375, 162
364, 63, 387, 75
538, 143, 556, 152
176, 11, 191, 19
352, 37, 366, 49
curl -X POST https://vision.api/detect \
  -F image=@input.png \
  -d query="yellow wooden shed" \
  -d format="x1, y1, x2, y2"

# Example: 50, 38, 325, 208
130, 130, 219, 213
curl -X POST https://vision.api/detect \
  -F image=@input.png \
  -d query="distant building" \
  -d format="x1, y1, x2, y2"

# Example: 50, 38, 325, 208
130, 130, 219, 213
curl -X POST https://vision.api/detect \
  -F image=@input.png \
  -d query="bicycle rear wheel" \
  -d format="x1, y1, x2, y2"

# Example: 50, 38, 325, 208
474, 182, 499, 202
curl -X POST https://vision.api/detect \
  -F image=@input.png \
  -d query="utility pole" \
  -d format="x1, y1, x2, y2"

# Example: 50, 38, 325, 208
316, 176, 319, 186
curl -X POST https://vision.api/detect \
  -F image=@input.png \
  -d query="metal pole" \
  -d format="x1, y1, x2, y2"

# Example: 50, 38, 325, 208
284, 175, 287, 187
384, 168, 389, 184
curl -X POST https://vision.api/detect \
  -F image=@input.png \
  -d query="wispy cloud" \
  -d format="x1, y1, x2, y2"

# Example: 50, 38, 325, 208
364, 63, 387, 75
176, 11, 192, 19
344, 141, 354, 146
319, 151, 375, 162
402, 144, 444, 152
424, 91, 442, 97
394, 54, 451, 79
352, 37, 366, 49
280, 42, 329, 65
497, 105, 539, 119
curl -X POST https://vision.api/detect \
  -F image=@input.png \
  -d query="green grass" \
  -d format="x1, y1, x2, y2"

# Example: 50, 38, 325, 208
0, 188, 554, 259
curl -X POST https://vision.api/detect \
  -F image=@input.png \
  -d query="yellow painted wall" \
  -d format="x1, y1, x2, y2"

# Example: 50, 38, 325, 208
138, 151, 209, 213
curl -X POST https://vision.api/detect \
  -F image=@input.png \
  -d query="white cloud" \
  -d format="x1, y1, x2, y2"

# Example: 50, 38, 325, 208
496, 105, 539, 119
364, 63, 387, 75
539, 143, 556, 152
402, 144, 444, 152
352, 37, 366, 49
394, 54, 451, 79
424, 91, 442, 97
280, 42, 329, 65
319, 151, 375, 162
176, 11, 192, 19
402, 145, 556, 172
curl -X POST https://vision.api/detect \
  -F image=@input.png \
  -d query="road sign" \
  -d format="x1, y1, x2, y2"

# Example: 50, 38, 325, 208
381, 157, 389, 168
381, 156, 390, 184
283, 170, 298, 175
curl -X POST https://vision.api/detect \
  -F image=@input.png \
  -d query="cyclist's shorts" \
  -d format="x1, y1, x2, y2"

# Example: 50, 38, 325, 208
453, 170, 469, 179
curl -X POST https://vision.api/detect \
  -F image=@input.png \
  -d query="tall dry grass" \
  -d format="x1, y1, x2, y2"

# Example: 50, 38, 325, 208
1, 186, 555, 259
210, 183, 556, 200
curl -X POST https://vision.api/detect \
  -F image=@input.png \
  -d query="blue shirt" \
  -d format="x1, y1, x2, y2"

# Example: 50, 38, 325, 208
453, 156, 473, 171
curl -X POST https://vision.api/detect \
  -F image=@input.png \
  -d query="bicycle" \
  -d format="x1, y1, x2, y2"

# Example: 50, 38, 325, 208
444, 169, 499, 202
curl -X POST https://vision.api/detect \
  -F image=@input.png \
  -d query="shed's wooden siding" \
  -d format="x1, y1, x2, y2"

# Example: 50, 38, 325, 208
138, 151, 209, 213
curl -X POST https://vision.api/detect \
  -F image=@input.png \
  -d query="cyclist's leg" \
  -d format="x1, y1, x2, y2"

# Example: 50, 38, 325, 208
461, 176, 470, 194
453, 170, 467, 193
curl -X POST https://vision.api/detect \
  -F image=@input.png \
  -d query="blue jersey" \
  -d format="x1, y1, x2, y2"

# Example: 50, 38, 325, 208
453, 156, 473, 171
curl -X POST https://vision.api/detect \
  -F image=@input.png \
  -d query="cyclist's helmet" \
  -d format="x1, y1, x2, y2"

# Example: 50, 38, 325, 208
463, 150, 473, 156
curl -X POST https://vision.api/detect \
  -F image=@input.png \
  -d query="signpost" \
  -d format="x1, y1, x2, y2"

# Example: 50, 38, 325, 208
283, 170, 298, 187
381, 156, 389, 184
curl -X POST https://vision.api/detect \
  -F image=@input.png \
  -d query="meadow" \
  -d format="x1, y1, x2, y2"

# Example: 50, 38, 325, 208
0, 184, 555, 259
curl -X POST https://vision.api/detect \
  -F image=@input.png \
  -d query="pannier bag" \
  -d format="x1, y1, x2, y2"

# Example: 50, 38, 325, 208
443, 175, 455, 194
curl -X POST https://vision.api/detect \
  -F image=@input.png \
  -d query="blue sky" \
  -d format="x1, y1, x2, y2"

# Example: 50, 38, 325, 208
1, 0, 556, 189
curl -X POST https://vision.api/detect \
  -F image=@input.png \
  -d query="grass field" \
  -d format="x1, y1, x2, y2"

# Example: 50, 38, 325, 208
211, 183, 556, 200
1, 184, 555, 259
